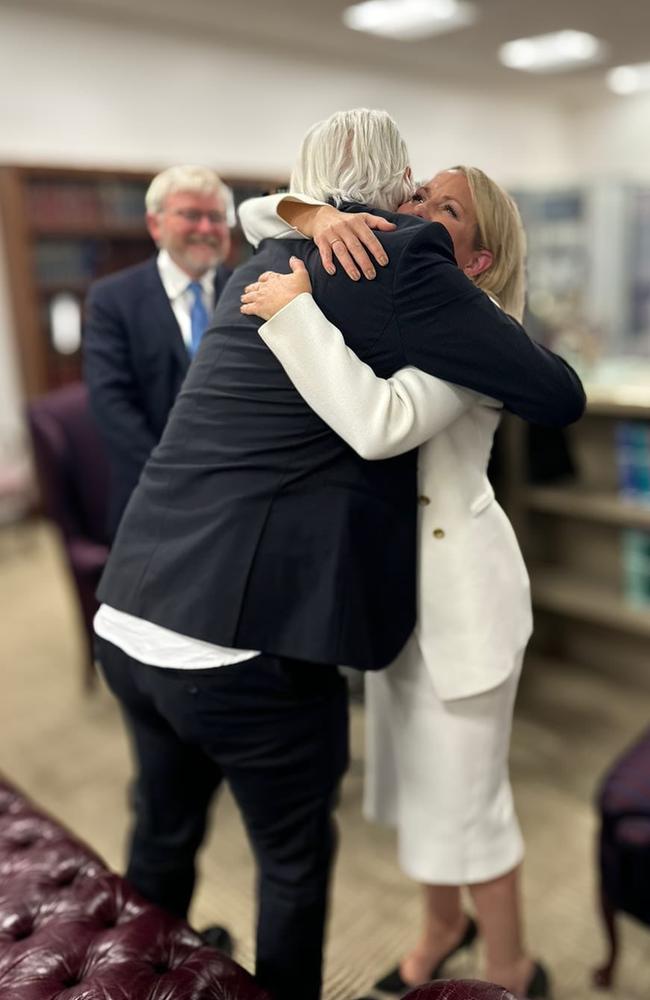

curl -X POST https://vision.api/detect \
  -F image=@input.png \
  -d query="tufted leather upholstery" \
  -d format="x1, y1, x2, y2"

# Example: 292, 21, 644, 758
0, 777, 268, 1000
403, 981, 515, 1000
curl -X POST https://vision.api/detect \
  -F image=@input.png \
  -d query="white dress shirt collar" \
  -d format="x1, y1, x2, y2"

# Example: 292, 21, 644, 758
157, 250, 217, 349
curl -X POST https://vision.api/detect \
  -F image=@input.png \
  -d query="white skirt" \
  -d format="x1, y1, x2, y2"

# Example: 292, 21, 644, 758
363, 634, 525, 885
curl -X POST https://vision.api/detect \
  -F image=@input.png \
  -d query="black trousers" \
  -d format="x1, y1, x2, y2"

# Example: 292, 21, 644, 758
97, 638, 349, 1000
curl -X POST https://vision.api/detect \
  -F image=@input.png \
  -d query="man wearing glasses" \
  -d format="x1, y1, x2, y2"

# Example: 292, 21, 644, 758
84, 165, 232, 539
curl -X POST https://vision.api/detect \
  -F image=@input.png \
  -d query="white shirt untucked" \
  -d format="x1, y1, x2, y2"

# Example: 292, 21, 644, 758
94, 604, 259, 670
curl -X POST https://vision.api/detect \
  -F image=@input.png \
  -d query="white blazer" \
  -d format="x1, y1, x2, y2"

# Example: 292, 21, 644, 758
240, 197, 533, 700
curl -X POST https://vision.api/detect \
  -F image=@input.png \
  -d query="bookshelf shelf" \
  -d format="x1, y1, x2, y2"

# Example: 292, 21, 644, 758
532, 569, 650, 638
587, 396, 650, 419
33, 224, 149, 239
37, 280, 91, 295
526, 486, 650, 529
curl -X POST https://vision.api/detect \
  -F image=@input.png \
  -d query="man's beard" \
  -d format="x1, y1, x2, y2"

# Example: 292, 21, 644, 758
177, 238, 224, 272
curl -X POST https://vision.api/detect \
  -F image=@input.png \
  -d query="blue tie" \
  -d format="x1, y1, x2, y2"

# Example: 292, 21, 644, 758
188, 281, 209, 357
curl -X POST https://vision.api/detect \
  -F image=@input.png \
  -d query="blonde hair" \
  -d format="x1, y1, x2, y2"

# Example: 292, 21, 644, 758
290, 108, 414, 212
449, 165, 527, 322
145, 165, 233, 222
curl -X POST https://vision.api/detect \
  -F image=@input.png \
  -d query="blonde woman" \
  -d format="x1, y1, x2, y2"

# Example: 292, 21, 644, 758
239, 168, 549, 1000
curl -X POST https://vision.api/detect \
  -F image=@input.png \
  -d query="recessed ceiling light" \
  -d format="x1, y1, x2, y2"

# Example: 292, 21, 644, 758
607, 62, 650, 95
342, 0, 477, 42
499, 30, 606, 73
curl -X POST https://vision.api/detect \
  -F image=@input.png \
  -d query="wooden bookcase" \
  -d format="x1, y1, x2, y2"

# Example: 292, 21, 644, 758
0, 164, 285, 399
506, 392, 650, 682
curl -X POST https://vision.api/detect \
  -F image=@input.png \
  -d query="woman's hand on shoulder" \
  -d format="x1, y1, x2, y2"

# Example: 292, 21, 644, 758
240, 257, 312, 322
307, 205, 395, 280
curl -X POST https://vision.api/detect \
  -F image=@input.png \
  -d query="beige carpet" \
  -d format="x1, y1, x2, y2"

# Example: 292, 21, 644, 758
2, 520, 649, 999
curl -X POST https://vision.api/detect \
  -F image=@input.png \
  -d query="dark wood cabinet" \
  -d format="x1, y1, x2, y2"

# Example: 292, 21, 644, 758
0, 164, 285, 398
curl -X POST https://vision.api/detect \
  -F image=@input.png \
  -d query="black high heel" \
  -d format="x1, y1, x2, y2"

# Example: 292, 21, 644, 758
373, 916, 478, 994
524, 961, 551, 999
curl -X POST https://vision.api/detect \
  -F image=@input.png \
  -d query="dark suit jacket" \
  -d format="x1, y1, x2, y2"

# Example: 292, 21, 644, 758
98, 208, 585, 670
83, 256, 231, 536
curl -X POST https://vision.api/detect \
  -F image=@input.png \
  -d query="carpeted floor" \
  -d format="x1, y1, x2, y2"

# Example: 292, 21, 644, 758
2, 520, 649, 999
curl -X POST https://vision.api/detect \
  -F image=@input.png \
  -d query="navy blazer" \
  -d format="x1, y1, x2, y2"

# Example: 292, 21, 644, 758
83, 257, 231, 536
98, 208, 585, 670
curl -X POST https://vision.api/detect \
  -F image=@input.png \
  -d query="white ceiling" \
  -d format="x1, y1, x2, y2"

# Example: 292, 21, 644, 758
7, 0, 650, 103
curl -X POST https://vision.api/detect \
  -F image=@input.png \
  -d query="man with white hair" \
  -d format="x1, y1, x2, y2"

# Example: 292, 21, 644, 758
84, 165, 232, 538
93, 110, 584, 1000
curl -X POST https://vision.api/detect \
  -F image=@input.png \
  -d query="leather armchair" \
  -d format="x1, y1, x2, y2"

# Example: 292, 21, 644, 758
593, 725, 650, 988
0, 777, 267, 1000
26, 383, 110, 687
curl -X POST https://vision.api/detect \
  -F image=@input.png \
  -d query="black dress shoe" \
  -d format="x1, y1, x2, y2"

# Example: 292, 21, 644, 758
525, 961, 551, 999
374, 916, 478, 994
199, 924, 234, 957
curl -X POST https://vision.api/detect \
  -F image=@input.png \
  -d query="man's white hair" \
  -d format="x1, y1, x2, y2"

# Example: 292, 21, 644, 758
289, 108, 414, 212
145, 165, 234, 223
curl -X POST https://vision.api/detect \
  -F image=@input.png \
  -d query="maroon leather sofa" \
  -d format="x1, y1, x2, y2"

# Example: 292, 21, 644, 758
404, 982, 514, 1000
0, 777, 267, 1000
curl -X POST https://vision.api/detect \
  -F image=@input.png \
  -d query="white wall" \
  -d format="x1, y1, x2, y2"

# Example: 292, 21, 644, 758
570, 91, 650, 181
0, 8, 578, 182
0, 5, 582, 427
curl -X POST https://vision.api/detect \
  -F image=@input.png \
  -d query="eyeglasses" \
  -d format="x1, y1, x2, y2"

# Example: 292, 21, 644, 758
169, 209, 228, 225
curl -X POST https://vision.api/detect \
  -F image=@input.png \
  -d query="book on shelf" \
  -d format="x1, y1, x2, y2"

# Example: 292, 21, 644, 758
27, 182, 102, 228
97, 181, 148, 226
615, 422, 650, 503
622, 530, 650, 606
34, 239, 104, 284
26, 179, 148, 230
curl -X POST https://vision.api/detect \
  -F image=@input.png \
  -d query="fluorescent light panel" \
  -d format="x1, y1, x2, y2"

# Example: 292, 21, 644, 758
499, 30, 606, 73
607, 62, 650, 95
343, 0, 477, 42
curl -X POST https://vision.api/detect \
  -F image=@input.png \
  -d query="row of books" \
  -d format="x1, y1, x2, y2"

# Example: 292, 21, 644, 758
27, 180, 148, 229
617, 421, 650, 605
615, 422, 650, 503
622, 530, 650, 605
27, 180, 280, 232
34, 240, 105, 284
